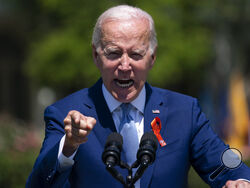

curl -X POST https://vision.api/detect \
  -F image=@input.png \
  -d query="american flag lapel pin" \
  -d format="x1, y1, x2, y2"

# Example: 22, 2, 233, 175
152, 109, 160, 114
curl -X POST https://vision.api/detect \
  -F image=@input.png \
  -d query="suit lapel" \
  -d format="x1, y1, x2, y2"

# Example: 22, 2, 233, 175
86, 79, 116, 148
141, 83, 168, 188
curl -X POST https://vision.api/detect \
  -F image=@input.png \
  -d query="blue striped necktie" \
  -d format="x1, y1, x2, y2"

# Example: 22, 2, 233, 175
119, 103, 139, 166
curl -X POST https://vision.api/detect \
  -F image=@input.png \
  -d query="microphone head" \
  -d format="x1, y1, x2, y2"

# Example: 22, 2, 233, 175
137, 131, 158, 164
140, 131, 158, 149
105, 132, 123, 150
102, 132, 123, 166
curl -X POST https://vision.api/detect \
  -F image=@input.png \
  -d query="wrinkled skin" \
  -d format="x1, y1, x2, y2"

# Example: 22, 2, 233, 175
93, 18, 156, 103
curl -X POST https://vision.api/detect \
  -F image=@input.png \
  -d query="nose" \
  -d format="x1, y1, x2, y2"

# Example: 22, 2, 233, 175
118, 53, 131, 71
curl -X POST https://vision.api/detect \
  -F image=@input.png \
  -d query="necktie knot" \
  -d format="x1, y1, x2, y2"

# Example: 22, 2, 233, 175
121, 103, 132, 119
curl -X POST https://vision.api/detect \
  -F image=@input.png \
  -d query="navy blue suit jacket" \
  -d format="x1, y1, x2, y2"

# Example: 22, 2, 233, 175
27, 79, 250, 188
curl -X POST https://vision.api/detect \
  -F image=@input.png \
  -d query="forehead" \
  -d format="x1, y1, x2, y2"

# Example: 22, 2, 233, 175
100, 18, 150, 47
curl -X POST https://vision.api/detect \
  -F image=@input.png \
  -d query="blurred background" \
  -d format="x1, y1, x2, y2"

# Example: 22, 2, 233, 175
0, 0, 250, 187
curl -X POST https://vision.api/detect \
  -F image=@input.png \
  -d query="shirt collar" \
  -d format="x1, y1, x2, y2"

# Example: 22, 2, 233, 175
102, 84, 146, 114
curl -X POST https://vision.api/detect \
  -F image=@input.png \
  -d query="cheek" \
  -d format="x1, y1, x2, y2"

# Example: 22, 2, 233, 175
104, 64, 117, 74
98, 57, 116, 72
133, 63, 151, 78
101, 62, 119, 78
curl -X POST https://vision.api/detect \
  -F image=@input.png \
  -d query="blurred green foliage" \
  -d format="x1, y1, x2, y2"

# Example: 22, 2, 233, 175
0, 150, 39, 188
0, 115, 42, 188
2, 0, 249, 94
21, 0, 250, 95
24, 0, 213, 93
188, 167, 209, 188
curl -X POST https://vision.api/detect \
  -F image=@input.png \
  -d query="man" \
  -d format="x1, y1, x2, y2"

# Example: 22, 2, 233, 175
27, 5, 250, 188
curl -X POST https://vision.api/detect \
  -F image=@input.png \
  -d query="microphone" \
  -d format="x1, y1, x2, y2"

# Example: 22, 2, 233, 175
132, 131, 158, 184
137, 131, 158, 165
102, 132, 123, 167
102, 132, 126, 186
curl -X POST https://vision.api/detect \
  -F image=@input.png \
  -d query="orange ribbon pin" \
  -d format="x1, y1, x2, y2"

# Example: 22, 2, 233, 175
151, 117, 166, 147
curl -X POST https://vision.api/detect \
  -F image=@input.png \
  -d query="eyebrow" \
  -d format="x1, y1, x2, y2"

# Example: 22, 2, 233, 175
103, 46, 148, 55
103, 47, 120, 53
132, 49, 146, 54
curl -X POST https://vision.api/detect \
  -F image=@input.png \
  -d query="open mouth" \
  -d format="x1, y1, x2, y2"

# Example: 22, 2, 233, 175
115, 79, 134, 88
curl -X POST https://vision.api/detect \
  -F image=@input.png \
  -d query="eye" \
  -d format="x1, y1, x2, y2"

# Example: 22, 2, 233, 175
130, 53, 143, 60
105, 51, 122, 60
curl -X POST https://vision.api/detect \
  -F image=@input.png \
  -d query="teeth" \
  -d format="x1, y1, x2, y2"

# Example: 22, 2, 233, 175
120, 78, 129, 81
116, 80, 134, 88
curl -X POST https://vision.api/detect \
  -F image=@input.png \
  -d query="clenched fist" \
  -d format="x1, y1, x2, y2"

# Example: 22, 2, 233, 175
62, 110, 96, 157
223, 180, 250, 188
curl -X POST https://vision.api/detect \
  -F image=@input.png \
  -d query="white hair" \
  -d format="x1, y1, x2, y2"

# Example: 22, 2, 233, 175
92, 5, 157, 54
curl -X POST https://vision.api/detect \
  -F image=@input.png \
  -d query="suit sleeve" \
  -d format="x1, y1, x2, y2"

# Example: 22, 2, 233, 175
189, 99, 250, 188
26, 105, 72, 188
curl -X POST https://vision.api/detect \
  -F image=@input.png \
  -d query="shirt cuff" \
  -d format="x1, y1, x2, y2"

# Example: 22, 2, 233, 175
237, 179, 250, 183
57, 135, 78, 171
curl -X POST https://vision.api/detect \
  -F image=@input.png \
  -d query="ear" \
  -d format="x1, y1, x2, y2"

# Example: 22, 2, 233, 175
92, 44, 99, 67
149, 46, 157, 69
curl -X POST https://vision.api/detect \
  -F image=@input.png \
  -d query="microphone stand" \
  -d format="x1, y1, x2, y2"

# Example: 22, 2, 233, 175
120, 161, 134, 188
105, 160, 146, 188
106, 164, 126, 186
131, 158, 149, 185
119, 159, 150, 188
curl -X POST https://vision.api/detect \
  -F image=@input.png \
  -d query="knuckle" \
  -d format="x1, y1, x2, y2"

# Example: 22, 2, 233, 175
91, 117, 97, 125
65, 131, 72, 138
226, 180, 234, 186
80, 113, 87, 119
87, 117, 96, 127
72, 112, 79, 118
80, 119, 87, 128
70, 110, 81, 118
72, 117, 81, 126
64, 125, 71, 132
241, 181, 249, 186
63, 117, 71, 124
68, 110, 76, 115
